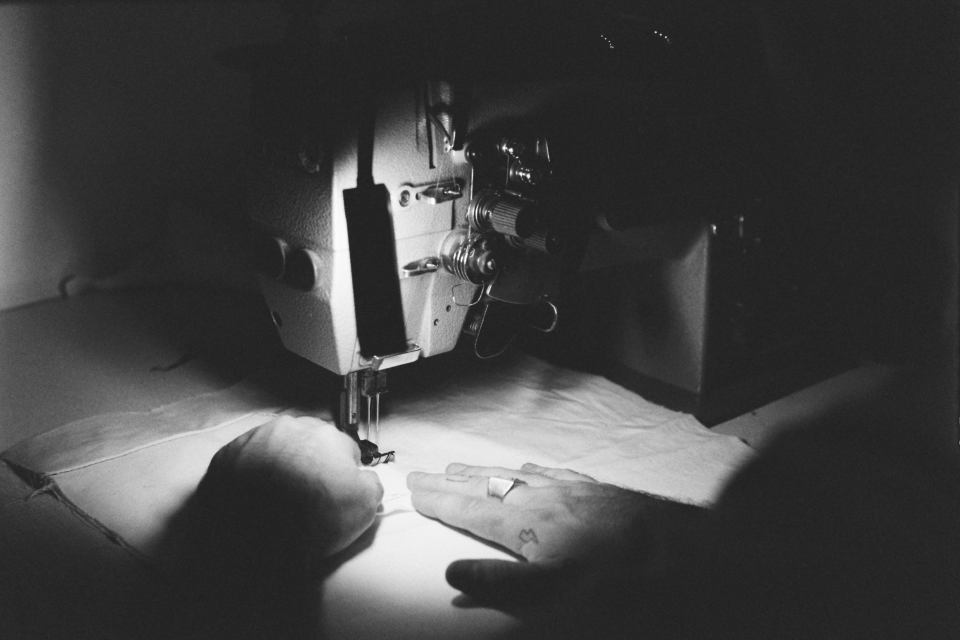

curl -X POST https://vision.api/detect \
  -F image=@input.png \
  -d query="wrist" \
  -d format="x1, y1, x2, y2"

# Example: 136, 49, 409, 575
603, 494, 717, 636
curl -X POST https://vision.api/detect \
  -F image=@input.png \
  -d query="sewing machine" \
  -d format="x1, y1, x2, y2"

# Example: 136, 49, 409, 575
241, 2, 843, 451
1, 2, 955, 637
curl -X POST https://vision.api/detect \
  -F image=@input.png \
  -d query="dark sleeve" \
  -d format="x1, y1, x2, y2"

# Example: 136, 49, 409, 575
685, 408, 960, 639
680, 5, 960, 635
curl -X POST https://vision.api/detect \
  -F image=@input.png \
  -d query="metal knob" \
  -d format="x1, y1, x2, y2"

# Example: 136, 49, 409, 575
284, 247, 321, 291
508, 163, 550, 187
523, 229, 566, 255
251, 233, 288, 280
467, 190, 538, 239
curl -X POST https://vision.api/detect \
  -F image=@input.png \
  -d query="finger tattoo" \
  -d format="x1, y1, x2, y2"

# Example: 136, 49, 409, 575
519, 529, 539, 545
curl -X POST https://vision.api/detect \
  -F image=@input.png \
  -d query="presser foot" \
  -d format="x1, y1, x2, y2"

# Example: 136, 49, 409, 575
357, 439, 396, 466
340, 370, 395, 466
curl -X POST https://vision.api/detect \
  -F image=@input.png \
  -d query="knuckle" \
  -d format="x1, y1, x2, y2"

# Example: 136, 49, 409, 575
362, 470, 384, 504
473, 476, 492, 493
462, 497, 486, 517
270, 415, 299, 430
409, 490, 431, 515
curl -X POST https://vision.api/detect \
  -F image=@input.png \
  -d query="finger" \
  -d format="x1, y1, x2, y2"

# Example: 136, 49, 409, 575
301, 417, 364, 467
358, 469, 385, 506
407, 471, 490, 497
410, 490, 510, 548
443, 463, 554, 487
520, 462, 598, 484
259, 416, 363, 468
446, 559, 576, 608
407, 471, 535, 504
321, 471, 383, 557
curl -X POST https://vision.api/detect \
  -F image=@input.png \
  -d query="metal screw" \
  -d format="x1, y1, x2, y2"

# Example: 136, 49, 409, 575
399, 190, 411, 207
499, 140, 525, 158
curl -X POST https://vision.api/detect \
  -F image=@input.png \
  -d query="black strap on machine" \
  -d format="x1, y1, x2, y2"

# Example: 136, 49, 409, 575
342, 91, 408, 359
451, 83, 472, 152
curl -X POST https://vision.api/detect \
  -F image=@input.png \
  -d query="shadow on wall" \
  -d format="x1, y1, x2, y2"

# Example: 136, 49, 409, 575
0, 2, 285, 310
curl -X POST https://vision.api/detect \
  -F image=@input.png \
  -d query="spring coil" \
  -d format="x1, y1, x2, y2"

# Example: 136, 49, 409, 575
450, 241, 476, 283
446, 233, 499, 285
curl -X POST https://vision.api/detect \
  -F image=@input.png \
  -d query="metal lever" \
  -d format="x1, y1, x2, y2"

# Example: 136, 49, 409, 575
402, 257, 440, 278
340, 370, 395, 465
360, 369, 387, 444
419, 181, 463, 204
337, 370, 387, 444
341, 371, 360, 430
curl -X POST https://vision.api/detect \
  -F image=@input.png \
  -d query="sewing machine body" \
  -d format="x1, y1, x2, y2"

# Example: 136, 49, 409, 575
245, 4, 845, 424
250, 86, 476, 376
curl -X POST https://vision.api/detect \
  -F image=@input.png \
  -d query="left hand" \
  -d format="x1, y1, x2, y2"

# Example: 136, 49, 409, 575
194, 416, 383, 581
407, 462, 708, 619
174, 416, 383, 637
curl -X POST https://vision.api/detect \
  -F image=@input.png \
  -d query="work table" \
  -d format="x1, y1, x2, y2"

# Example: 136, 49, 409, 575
0, 288, 892, 639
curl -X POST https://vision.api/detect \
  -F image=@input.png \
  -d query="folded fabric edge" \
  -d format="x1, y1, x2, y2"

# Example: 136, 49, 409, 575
1, 377, 290, 476
42, 410, 287, 478
2, 458, 163, 574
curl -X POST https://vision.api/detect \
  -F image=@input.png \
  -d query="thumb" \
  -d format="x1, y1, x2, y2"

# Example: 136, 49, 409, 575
446, 559, 580, 609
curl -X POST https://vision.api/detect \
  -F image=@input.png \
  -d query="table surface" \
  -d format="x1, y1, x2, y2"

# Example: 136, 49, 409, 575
0, 289, 284, 639
0, 288, 888, 639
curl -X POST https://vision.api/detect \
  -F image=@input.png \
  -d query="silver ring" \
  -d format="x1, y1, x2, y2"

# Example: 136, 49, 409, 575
487, 476, 526, 502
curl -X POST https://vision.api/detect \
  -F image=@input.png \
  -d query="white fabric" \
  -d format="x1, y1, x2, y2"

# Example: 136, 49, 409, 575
2, 354, 753, 639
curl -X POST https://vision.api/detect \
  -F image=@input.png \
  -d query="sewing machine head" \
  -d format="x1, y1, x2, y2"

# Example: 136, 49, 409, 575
240, 1, 835, 444
248, 93, 570, 376
239, 2, 690, 448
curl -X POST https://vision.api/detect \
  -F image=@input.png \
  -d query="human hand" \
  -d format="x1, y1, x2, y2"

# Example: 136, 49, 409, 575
407, 462, 708, 628
196, 415, 383, 576
174, 416, 382, 636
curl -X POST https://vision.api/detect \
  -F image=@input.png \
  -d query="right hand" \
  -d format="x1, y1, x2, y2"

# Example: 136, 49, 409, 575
407, 461, 709, 623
